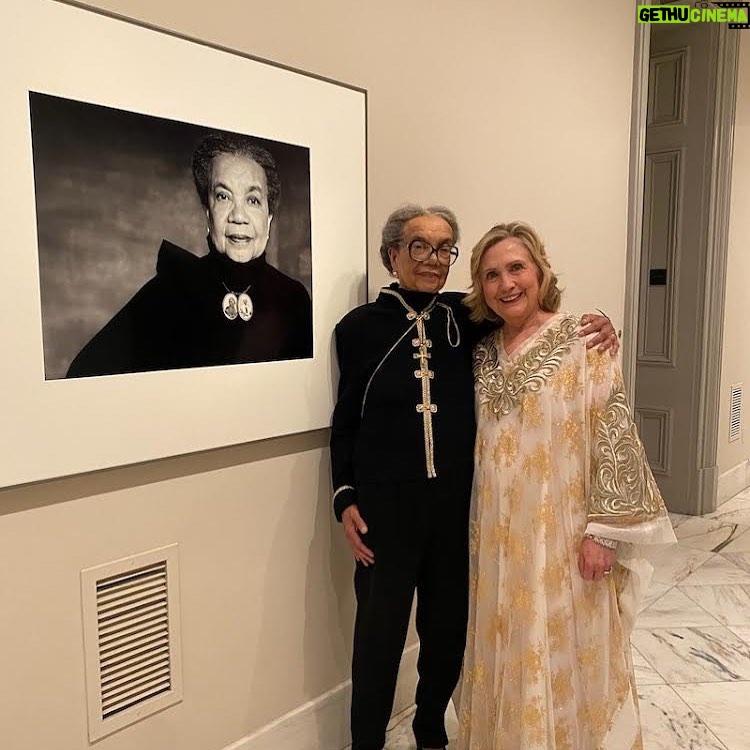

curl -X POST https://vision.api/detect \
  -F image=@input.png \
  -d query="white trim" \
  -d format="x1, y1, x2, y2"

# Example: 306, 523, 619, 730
623, 22, 650, 397
695, 25, 740, 514
717, 460, 750, 507
218, 642, 419, 750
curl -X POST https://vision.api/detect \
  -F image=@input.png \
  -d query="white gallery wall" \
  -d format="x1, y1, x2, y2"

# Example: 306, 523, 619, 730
718, 33, 750, 490
0, 1, 637, 749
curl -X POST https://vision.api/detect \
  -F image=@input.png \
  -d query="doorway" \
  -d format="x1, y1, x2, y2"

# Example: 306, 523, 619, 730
623, 21, 739, 515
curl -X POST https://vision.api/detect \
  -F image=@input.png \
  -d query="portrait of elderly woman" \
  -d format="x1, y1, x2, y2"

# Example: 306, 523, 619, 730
29, 93, 312, 379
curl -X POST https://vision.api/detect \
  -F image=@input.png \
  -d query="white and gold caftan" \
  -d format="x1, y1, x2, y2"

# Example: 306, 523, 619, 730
456, 313, 675, 750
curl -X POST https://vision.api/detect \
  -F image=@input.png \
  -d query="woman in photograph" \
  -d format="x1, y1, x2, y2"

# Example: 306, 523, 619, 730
66, 133, 311, 377
455, 221, 675, 749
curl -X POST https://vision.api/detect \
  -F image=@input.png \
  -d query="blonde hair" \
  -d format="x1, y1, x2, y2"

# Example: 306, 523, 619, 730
464, 221, 562, 324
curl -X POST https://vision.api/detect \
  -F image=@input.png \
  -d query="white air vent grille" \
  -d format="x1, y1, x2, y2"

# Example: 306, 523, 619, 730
82, 545, 183, 742
730, 383, 743, 442
98, 561, 171, 716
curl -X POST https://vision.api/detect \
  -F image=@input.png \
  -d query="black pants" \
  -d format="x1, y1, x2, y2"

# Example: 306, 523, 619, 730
350, 469, 472, 750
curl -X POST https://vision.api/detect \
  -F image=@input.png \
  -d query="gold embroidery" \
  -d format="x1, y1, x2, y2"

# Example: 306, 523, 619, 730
491, 518, 509, 557
577, 644, 598, 669
469, 519, 480, 555
473, 659, 486, 688
521, 642, 544, 683
493, 427, 518, 467
507, 530, 532, 565
504, 482, 521, 513
555, 412, 585, 453
474, 315, 579, 418
566, 471, 585, 505
589, 386, 667, 524
480, 481, 494, 511
551, 669, 574, 706
549, 362, 583, 401
509, 580, 536, 622
587, 348, 609, 385
521, 696, 545, 744
540, 557, 568, 591
546, 611, 567, 651
522, 440, 552, 482
521, 391, 544, 428
554, 721, 573, 750
532, 494, 557, 534
475, 432, 488, 461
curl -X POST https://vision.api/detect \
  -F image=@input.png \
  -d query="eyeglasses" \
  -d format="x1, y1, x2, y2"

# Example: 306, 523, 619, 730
404, 239, 460, 266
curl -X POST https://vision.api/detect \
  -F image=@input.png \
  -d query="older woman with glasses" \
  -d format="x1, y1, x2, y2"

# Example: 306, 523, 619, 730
330, 206, 617, 750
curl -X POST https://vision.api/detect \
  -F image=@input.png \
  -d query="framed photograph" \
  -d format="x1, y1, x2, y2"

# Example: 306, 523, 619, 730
0, 0, 367, 487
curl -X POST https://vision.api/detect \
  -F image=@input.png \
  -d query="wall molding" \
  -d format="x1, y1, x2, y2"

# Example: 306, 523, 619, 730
635, 407, 673, 475
718, 460, 750, 507
637, 148, 681, 366
220, 643, 419, 750
648, 47, 688, 127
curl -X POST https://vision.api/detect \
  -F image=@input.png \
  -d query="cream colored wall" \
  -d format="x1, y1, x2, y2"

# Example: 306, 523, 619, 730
718, 34, 750, 476
0, 2, 637, 749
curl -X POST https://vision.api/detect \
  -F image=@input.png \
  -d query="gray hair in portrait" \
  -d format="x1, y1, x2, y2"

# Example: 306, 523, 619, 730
192, 133, 282, 215
379, 204, 460, 274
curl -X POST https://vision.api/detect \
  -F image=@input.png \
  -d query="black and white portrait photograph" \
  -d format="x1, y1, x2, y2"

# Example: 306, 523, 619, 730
30, 92, 313, 380
1, 0, 365, 487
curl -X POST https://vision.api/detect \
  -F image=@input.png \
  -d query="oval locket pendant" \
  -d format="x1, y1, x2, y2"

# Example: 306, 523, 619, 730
222, 292, 238, 320
237, 292, 254, 321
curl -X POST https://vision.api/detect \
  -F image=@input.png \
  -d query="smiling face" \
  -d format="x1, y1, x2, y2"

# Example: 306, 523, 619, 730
479, 237, 543, 326
206, 153, 273, 263
388, 215, 453, 293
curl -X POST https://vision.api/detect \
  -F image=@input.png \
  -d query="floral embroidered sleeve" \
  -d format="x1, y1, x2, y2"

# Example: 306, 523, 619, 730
584, 350, 676, 546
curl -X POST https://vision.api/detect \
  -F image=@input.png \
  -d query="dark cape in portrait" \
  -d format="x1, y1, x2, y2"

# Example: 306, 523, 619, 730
66, 240, 313, 378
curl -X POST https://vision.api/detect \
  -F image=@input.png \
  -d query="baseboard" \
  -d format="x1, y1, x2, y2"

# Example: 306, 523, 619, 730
221, 642, 419, 750
718, 459, 750, 506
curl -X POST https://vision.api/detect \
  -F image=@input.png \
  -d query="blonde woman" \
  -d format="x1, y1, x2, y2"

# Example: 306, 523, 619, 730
456, 222, 675, 749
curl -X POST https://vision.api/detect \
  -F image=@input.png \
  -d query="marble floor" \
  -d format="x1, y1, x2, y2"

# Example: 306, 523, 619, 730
368, 488, 750, 750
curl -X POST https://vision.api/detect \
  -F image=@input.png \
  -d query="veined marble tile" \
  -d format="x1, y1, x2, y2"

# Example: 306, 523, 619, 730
640, 581, 672, 613
637, 684, 728, 750
720, 528, 750, 554
673, 682, 750, 750
721, 552, 750, 573
674, 516, 749, 553
631, 626, 750, 683
705, 495, 750, 527
728, 626, 750, 644
635, 587, 721, 629
632, 645, 665, 685
679, 554, 750, 586
382, 702, 458, 749
650, 545, 714, 585
386, 705, 415, 732
384, 714, 417, 750
680, 585, 750, 626
669, 511, 693, 529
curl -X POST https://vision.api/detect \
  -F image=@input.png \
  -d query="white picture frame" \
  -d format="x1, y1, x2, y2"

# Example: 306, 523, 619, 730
0, 0, 367, 487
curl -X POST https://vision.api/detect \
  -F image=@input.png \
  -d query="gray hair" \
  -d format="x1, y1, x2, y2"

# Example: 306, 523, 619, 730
379, 204, 460, 273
